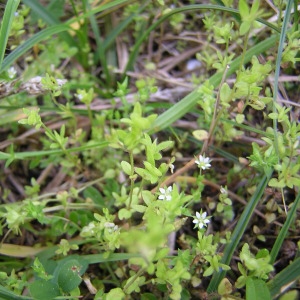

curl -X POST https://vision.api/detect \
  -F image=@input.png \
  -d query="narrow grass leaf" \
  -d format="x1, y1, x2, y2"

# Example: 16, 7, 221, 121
207, 169, 273, 293
0, 286, 31, 300
0, 0, 20, 69
64, 0, 133, 28
0, 24, 70, 73
0, 141, 109, 161
272, 0, 294, 160
1, 0, 132, 74
102, 3, 147, 51
82, 253, 141, 264
22, 0, 59, 24
270, 192, 300, 263
0, 243, 46, 257
267, 257, 300, 298
22, 0, 75, 47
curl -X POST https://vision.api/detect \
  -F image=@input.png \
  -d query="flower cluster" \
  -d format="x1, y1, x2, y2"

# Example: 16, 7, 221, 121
158, 186, 210, 231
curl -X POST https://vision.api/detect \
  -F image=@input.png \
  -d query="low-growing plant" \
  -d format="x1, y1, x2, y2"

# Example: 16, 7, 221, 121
0, 0, 299, 299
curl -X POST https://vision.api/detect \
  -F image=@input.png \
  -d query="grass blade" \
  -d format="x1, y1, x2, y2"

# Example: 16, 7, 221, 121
267, 257, 300, 298
207, 169, 273, 293
0, 0, 20, 69
0, 24, 70, 74
270, 192, 300, 264
0, 141, 109, 161
22, 0, 59, 25
21, 0, 75, 47
272, 0, 294, 160
82, 253, 141, 264
0, 286, 31, 300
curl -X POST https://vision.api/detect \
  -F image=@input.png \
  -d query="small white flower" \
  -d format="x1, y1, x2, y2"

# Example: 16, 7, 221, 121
193, 210, 210, 229
169, 163, 175, 174
81, 222, 96, 236
220, 186, 227, 194
158, 186, 172, 201
195, 154, 211, 170
104, 222, 118, 233
75, 93, 83, 100
7, 67, 17, 79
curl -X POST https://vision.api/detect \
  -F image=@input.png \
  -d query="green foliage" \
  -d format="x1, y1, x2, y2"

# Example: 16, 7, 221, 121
55, 239, 79, 256
0, 0, 298, 299
246, 278, 271, 300
236, 243, 274, 288
32, 258, 53, 281
0, 269, 28, 296
216, 186, 234, 224
155, 252, 192, 300
28, 256, 88, 299
239, 0, 263, 35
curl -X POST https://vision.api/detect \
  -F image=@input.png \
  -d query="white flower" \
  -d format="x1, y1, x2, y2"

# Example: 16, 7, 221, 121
169, 163, 175, 174
158, 186, 172, 201
195, 154, 211, 170
75, 93, 83, 100
104, 222, 118, 233
193, 210, 210, 229
8, 67, 17, 79
220, 186, 227, 194
81, 222, 96, 236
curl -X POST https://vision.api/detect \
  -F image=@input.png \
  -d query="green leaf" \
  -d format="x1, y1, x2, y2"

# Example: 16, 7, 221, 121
193, 130, 208, 141
268, 178, 286, 188
246, 278, 271, 300
251, 0, 260, 16
279, 290, 299, 300
121, 161, 132, 176
105, 287, 125, 299
218, 278, 233, 296
118, 208, 132, 220
239, 0, 249, 19
57, 259, 85, 293
141, 293, 158, 300
83, 186, 104, 206
29, 280, 60, 300
240, 21, 251, 35
144, 161, 162, 177
236, 113, 245, 124
220, 82, 232, 103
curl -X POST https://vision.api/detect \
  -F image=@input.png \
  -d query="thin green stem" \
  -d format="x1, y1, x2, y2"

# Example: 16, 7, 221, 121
123, 267, 146, 294
272, 0, 293, 162
236, 30, 250, 81
128, 150, 135, 208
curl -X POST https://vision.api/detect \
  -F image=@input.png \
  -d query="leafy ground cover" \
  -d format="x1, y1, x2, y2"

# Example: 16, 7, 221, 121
0, 0, 299, 299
